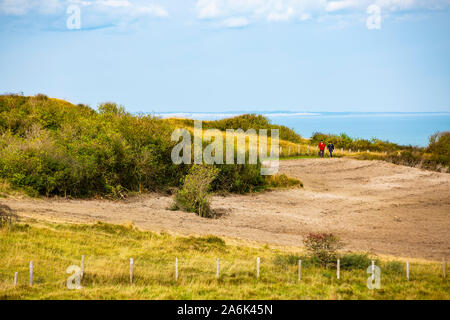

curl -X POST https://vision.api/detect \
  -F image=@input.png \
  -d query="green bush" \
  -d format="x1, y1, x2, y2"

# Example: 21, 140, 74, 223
339, 253, 374, 270
0, 94, 303, 197
0, 95, 186, 197
310, 132, 402, 152
173, 165, 219, 218
204, 114, 302, 143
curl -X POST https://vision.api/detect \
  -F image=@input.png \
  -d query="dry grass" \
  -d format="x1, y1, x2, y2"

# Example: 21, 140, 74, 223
0, 221, 448, 300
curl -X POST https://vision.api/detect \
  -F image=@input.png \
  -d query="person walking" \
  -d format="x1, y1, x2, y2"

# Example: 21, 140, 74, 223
327, 141, 335, 158
318, 140, 325, 158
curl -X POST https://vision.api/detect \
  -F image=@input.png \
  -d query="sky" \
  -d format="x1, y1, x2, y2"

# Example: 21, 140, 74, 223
0, 0, 449, 113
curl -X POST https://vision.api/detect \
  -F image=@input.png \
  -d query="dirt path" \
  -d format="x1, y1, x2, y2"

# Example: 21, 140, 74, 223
2, 158, 449, 260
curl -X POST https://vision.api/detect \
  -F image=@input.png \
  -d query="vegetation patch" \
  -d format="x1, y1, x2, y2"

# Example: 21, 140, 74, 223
173, 165, 219, 218
0, 222, 448, 300
265, 174, 303, 189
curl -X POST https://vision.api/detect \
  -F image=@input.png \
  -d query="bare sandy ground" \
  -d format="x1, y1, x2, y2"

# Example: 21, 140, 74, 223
2, 158, 449, 260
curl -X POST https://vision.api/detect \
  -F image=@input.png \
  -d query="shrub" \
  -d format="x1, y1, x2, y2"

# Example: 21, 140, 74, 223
310, 132, 402, 152
265, 174, 303, 189
303, 232, 343, 268
339, 253, 374, 270
212, 162, 265, 193
203, 114, 302, 143
427, 131, 450, 157
0, 204, 17, 228
174, 165, 219, 218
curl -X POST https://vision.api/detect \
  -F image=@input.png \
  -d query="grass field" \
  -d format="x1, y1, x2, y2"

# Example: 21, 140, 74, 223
0, 221, 448, 300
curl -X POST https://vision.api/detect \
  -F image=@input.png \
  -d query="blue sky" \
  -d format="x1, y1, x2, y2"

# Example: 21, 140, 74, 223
1, 0, 449, 113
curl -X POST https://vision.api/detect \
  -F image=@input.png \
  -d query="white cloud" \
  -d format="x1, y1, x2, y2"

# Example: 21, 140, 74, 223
0, 0, 62, 15
222, 16, 249, 27
195, 0, 326, 26
97, 0, 131, 7
267, 7, 294, 21
326, 0, 360, 12
196, 0, 220, 18
194, 0, 450, 27
133, 4, 168, 17
0, 0, 169, 18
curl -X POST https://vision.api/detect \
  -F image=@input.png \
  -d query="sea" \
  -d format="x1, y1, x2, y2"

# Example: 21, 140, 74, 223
154, 112, 450, 147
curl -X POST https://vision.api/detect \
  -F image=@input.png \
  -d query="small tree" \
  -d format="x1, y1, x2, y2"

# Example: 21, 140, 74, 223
173, 165, 219, 218
303, 232, 343, 268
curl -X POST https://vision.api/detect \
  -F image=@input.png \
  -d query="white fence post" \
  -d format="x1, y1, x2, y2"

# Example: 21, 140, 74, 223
175, 258, 179, 281
130, 258, 134, 284
406, 261, 410, 280
216, 258, 220, 279
256, 257, 260, 279
29, 261, 33, 286
298, 260, 302, 281
81, 255, 85, 279
14, 272, 18, 287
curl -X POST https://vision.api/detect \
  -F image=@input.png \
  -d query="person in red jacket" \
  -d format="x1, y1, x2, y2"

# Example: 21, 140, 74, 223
318, 140, 325, 157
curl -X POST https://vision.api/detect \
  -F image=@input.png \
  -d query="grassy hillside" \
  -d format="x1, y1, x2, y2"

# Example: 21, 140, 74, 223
0, 221, 448, 300
0, 94, 302, 198
168, 114, 303, 144
1, 94, 447, 199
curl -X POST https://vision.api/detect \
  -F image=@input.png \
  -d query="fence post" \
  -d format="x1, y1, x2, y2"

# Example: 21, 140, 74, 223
256, 257, 260, 279
443, 258, 446, 278
216, 258, 220, 279
175, 258, 179, 281
14, 272, 18, 287
337, 259, 340, 279
130, 258, 134, 284
298, 145, 300, 154
406, 261, 410, 280
81, 255, 85, 279
298, 260, 302, 281
288, 147, 291, 155
29, 261, 33, 286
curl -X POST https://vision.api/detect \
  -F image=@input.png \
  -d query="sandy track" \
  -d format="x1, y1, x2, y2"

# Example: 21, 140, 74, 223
2, 158, 449, 260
